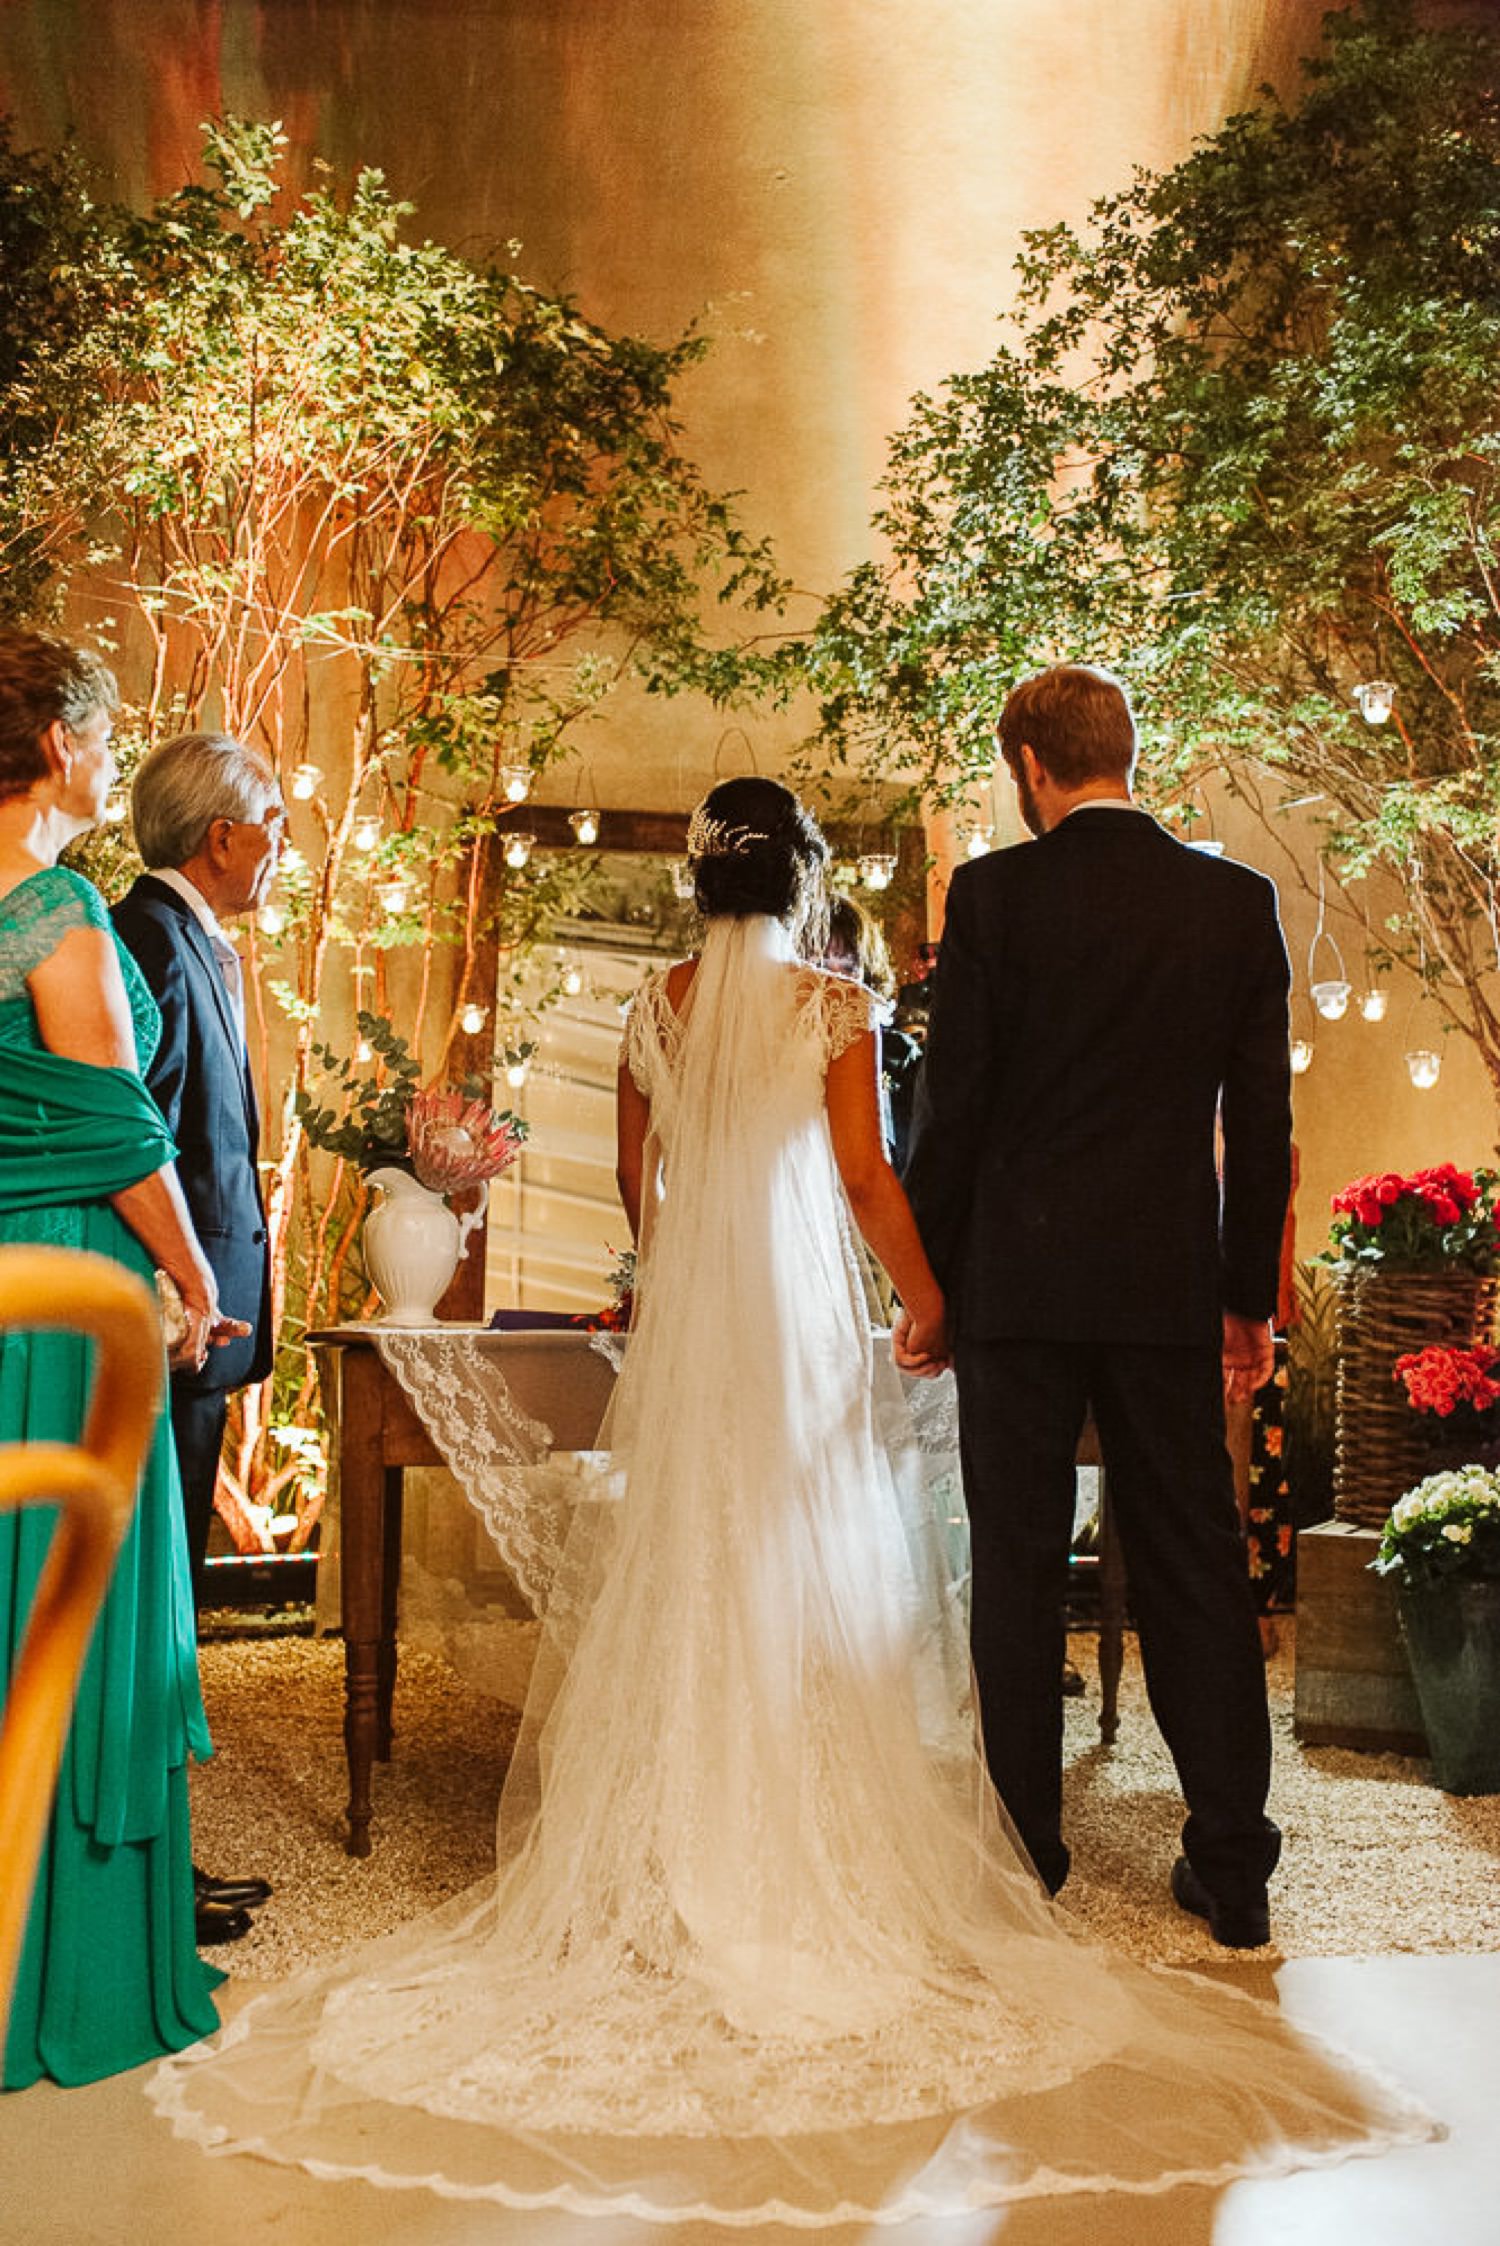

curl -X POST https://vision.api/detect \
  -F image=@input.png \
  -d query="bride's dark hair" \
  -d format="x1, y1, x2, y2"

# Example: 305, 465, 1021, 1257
688, 777, 829, 949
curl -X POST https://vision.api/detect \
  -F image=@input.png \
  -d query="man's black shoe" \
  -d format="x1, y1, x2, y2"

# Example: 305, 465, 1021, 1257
193, 1864, 272, 1909
194, 1898, 253, 1947
1170, 1855, 1271, 1950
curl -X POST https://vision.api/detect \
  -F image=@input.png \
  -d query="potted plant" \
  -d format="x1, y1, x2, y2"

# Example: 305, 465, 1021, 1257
1323, 1164, 1500, 1530
298, 1013, 527, 1324
1373, 1464, 1500, 1793
1393, 1343, 1500, 1471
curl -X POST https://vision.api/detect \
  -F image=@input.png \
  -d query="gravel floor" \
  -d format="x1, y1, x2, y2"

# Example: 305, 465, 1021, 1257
190, 1620, 1500, 1980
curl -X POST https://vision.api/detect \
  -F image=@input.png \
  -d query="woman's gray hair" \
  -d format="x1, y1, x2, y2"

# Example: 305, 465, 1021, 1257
131, 732, 278, 867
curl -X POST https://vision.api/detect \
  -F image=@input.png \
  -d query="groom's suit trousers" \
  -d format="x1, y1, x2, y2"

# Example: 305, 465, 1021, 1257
955, 1333, 1280, 1905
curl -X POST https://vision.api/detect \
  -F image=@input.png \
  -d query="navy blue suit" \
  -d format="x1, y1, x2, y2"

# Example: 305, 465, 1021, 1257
113, 875, 273, 1598
905, 807, 1292, 1900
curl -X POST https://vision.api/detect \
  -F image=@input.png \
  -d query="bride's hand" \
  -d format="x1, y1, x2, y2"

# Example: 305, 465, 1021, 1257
892, 1302, 950, 1379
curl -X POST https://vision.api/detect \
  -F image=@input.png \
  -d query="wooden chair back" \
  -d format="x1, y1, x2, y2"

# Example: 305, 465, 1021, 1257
0, 1247, 161, 2033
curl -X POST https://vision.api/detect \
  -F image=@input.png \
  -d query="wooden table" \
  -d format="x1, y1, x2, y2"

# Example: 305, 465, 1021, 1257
311, 1327, 1125, 1857
311, 1327, 618, 1856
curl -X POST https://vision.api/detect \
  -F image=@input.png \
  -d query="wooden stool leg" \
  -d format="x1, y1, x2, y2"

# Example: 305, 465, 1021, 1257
1097, 1475, 1127, 1745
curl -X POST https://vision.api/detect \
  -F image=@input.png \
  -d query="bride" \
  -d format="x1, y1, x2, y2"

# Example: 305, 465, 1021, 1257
150, 778, 1433, 2222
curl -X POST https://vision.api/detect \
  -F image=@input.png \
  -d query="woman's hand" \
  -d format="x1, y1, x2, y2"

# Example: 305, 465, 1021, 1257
892, 1300, 950, 1379
169, 1269, 249, 1374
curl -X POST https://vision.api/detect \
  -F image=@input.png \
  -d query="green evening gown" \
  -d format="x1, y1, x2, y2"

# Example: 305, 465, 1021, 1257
0, 865, 221, 2089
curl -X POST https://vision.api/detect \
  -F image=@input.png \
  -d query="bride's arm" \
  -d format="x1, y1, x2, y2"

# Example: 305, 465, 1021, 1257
826, 1030, 949, 1372
615, 1060, 652, 1244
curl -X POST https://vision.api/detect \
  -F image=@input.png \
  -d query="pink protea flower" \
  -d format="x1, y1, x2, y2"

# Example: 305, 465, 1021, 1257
406, 1087, 527, 1194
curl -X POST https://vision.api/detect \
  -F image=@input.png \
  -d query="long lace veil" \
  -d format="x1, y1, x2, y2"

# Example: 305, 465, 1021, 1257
146, 915, 1435, 2223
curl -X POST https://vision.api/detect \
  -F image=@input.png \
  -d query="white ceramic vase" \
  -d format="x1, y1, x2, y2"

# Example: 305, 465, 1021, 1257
363, 1166, 482, 1326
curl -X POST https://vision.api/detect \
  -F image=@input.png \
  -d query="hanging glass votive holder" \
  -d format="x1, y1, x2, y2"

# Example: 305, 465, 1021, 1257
503, 831, 535, 870
376, 877, 410, 914
561, 958, 584, 998
290, 761, 322, 801
1307, 912, 1350, 1024
352, 815, 382, 851
1360, 987, 1389, 1023
568, 809, 600, 845
1290, 1037, 1314, 1076
500, 765, 533, 804
256, 900, 287, 937
1352, 679, 1396, 726
459, 1002, 488, 1035
859, 852, 897, 891
1405, 1047, 1442, 1090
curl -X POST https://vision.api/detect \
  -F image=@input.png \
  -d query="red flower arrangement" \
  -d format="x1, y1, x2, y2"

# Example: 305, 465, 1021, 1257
1394, 1343, 1500, 1456
1327, 1162, 1500, 1273
1395, 1343, 1500, 1417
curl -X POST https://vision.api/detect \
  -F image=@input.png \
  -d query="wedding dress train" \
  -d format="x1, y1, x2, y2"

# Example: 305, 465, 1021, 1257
149, 915, 1435, 2222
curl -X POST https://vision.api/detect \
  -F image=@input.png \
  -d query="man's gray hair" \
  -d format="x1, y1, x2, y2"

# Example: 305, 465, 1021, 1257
132, 732, 277, 868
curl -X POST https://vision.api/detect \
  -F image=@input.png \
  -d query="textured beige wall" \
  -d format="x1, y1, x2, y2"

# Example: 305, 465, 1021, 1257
2, 0, 1493, 1250
0, 0, 1332, 799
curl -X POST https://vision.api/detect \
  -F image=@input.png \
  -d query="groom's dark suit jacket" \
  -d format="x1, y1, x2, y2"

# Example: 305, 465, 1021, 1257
113, 874, 273, 1394
905, 807, 1292, 1345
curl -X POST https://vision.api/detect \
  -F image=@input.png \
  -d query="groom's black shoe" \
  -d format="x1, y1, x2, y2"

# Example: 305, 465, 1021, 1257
1170, 1856, 1271, 1950
194, 1863, 272, 1910
194, 1897, 253, 1946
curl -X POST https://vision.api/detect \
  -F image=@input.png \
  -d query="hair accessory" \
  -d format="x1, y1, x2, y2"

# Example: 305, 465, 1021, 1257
686, 806, 761, 860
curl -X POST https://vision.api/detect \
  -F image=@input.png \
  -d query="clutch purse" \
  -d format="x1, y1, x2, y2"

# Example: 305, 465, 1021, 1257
154, 1268, 189, 1352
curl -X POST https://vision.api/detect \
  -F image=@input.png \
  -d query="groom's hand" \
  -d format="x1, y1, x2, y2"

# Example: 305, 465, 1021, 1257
1222, 1311, 1274, 1402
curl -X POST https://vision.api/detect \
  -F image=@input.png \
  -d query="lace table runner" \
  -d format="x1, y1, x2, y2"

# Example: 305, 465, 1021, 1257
370, 1328, 604, 1612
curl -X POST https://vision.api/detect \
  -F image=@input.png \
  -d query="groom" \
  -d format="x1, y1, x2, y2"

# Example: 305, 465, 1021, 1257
899, 663, 1291, 1947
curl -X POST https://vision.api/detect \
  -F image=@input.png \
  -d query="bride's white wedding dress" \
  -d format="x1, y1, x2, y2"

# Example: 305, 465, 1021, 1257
149, 914, 1434, 2222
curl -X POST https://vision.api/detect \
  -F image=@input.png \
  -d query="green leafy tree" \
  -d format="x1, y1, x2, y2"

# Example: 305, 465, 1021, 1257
0, 123, 108, 619
799, 0, 1500, 1101
2, 116, 780, 1538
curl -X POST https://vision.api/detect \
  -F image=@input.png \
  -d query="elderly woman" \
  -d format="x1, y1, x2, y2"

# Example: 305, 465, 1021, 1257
0, 628, 238, 2089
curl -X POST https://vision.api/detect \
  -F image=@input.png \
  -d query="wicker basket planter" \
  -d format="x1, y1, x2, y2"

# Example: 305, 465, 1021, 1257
1332, 1267, 1500, 1530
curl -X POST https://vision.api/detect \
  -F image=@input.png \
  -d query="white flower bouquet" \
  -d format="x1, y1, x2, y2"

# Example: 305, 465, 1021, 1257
1373, 1464, 1500, 1591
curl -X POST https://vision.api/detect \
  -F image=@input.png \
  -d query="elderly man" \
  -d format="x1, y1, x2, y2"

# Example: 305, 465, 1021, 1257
114, 731, 284, 1937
